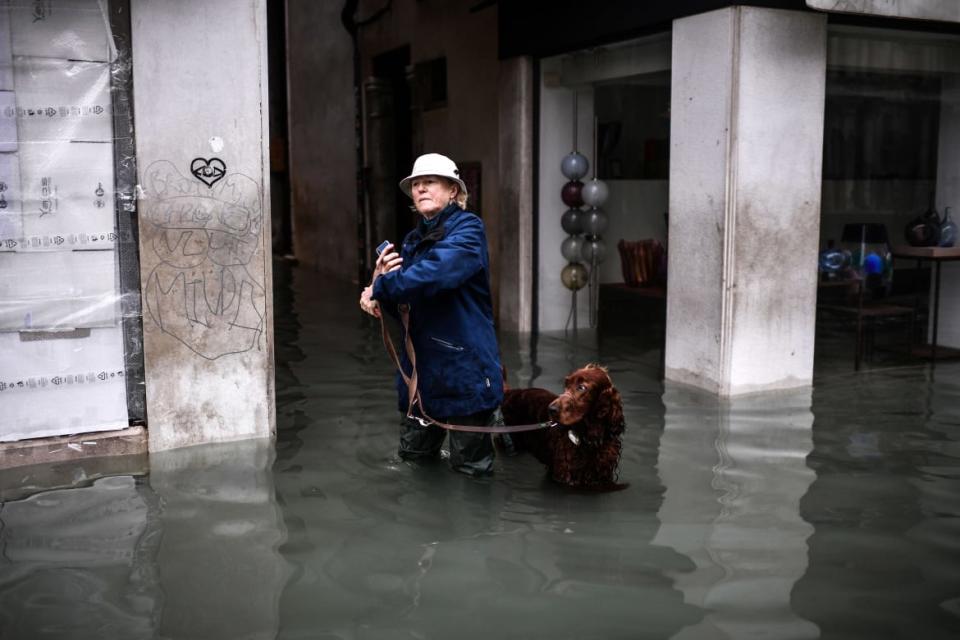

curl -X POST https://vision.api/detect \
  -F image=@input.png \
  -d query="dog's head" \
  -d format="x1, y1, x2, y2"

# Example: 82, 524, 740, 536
548, 364, 625, 442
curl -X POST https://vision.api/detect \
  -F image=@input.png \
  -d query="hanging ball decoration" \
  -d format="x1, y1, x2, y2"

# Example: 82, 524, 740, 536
561, 235, 585, 263
561, 262, 589, 291
582, 207, 608, 236
581, 178, 609, 208
561, 208, 584, 235
561, 152, 589, 181
561, 181, 584, 208
581, 237, 608, 264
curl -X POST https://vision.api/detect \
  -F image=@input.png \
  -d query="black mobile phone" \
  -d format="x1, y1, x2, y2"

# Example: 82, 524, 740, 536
376, 240, 391, 256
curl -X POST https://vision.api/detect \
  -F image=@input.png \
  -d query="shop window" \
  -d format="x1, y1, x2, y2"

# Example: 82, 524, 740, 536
537, 33, 671, 332
821, 27, 960, 245
823, 70, 940, 181
594, 72, 670, 180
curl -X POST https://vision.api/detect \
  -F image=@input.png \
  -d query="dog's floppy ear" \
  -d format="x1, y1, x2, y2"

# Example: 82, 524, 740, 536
596, 386, 625, 434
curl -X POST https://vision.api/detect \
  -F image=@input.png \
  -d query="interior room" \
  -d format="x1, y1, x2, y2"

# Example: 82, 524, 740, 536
815, 25, 960, 370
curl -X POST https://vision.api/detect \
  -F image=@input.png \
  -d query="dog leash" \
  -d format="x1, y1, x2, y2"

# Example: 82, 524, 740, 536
377, 306, 556, 434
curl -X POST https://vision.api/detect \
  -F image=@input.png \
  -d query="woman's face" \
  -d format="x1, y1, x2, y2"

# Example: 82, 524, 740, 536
411, 176, 457, 218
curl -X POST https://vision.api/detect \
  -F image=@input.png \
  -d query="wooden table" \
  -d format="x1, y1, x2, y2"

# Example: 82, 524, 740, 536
890, 245, 960, 366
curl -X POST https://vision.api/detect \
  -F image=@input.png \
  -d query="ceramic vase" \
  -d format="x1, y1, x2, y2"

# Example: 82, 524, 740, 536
939, 207, 957, 248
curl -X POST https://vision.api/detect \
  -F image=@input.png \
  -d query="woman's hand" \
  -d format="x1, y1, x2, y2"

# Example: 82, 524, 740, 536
373, 243, 403, 279
359, 285, 381, 317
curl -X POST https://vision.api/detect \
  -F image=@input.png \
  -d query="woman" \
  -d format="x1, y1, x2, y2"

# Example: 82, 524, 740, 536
359, 153, 504, 477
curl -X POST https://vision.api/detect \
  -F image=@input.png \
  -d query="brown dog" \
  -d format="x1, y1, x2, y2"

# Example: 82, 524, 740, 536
500, 364, 626, 489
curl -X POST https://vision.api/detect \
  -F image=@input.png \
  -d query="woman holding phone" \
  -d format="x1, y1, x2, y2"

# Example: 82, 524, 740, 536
359, 153, 503, 477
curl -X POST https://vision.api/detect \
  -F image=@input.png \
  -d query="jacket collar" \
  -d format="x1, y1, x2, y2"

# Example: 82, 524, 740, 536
413, 202, 461, 244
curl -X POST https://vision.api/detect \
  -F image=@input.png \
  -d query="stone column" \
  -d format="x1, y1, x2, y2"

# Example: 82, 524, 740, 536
131, 0, 275, 450
666, 7, 827, 396
498, 56, 535, 333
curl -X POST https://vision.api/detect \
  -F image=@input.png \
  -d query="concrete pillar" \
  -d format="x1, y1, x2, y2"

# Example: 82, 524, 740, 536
131, 0, 275, 450
497, 56, 535, 333
666, 7, 827, 396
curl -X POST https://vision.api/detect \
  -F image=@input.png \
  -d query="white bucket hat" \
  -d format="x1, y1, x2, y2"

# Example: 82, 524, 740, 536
398, 153, 468, 199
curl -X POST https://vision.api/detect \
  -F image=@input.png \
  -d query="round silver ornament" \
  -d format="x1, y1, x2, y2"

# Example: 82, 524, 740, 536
582, 207, 608, 236
561, 235, 584, 263
581, 178, 609, 207
561, 208, 584, 235
581, 237, 608, 264
561, 152, 589, 181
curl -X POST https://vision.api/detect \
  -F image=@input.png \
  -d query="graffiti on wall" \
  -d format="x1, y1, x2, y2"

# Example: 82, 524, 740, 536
141, 159, 265, 360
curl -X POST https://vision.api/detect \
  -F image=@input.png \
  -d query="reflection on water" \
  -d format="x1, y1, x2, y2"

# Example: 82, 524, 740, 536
0, 475, 157, 639
1, 261, 960, 639
150, 442, 287, 640
654, 386, 818, 639
793, 371, 960, 639
0, 441, 285, 640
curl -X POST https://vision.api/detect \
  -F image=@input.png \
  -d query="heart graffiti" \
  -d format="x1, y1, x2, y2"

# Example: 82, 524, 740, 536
190, 157, 227, 188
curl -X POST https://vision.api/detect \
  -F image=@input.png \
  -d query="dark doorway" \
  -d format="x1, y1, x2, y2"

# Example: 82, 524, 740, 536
266, 0, 292, 256
369, 46, 415, 248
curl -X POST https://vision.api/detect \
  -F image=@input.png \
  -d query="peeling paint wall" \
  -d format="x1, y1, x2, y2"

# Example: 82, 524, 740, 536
131, 0, 275, 450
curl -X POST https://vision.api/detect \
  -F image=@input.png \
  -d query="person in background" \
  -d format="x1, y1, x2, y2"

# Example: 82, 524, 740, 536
359, 153, 503, 477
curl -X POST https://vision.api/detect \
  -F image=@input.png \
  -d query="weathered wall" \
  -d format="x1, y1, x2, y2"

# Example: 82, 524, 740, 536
131, 0, 275, 450
286, 0, 357, 282
666, 7, 827, 396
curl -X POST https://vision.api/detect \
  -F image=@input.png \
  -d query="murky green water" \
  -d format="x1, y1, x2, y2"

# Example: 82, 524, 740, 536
1, 261, 959, 639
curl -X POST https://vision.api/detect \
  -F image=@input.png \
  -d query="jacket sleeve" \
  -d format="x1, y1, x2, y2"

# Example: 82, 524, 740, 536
372, 216, 486, 304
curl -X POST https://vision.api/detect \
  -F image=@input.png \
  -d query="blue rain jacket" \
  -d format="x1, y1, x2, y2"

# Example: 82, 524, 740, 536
372, 203, 503, 418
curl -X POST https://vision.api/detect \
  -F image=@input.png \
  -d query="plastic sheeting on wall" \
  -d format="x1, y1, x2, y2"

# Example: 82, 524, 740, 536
0, 0, 141, 442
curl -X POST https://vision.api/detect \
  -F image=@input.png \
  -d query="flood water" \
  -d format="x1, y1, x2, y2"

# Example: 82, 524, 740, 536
2, 261, 960, 639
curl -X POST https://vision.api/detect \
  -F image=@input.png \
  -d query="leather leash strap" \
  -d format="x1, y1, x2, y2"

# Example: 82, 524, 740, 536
378, 306, 554, 434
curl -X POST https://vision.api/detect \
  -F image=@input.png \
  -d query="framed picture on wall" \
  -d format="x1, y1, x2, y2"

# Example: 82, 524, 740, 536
460, 161, 482, 216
